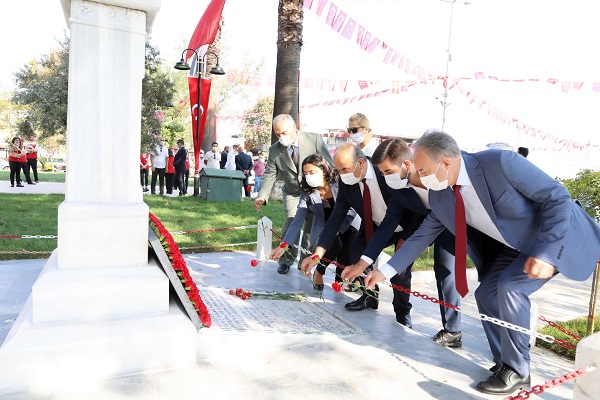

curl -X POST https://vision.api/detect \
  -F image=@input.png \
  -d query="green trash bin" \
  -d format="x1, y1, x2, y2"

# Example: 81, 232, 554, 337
199, 168, 247, 201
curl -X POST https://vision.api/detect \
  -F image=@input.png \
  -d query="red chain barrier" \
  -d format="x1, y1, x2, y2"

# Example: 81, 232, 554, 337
0, 235, 22, 239
504, 366, 593, 400
539, 315, 582, 341
0, 250, 52, 255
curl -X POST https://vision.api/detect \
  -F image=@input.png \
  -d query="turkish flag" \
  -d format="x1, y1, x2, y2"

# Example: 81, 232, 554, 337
188, 77, 212, 173
186, 0, 227, 61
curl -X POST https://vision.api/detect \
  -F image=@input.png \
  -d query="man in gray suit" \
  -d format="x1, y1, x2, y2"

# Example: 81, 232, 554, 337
254, 114, 333, 274
364, 130, 600, 396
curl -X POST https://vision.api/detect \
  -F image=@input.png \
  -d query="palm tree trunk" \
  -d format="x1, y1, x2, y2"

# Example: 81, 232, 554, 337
204, 18, 223, 151
272, 0, 303, 143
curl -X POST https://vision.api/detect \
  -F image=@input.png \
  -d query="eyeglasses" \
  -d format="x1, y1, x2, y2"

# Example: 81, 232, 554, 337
347, 127, 365, 134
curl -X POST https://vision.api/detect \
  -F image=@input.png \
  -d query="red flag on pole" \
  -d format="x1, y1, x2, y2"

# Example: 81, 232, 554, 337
188, 77, 212, 173
186, 0, 227, 61
186, 0, 227, 174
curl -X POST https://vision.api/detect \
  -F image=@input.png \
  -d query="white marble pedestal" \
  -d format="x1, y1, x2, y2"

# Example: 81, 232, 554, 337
0, 0, 197, 394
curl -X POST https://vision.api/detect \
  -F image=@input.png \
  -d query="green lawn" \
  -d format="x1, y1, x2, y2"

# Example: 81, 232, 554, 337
0, 193, 439, 270
0, 170, 66, 183
536, 316, 600, 360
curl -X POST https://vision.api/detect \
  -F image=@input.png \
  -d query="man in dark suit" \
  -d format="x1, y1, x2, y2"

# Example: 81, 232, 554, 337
173, 139, 187, 196
341, 139, 462, 346
365, 130, 600, 395
220, 146, 229, 169
301, 143, 421, 327
254, 114, 333, 274
235, 147, 253, 197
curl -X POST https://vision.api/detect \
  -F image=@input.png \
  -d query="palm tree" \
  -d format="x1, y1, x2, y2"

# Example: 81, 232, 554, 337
272, 0, 303, 143
203, 18, 223, 151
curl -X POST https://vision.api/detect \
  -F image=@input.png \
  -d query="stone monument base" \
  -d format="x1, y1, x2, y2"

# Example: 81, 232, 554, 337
0, 251, 196, 395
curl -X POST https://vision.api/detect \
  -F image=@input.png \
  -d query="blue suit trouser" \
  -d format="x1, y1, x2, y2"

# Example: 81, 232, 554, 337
433, 229, 462, 332
475, 247, 553, 377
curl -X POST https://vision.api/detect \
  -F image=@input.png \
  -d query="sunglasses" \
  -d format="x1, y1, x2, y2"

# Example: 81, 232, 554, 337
346, 127, 364, 134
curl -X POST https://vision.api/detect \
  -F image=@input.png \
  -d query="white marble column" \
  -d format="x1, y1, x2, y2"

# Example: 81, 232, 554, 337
0, 1, 197, 394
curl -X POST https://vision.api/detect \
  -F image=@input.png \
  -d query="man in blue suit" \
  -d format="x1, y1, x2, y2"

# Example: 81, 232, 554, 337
365, 130, 600, 395
235, 148, 254, 197
301, 143, 422, 326
341, 138, 462, 347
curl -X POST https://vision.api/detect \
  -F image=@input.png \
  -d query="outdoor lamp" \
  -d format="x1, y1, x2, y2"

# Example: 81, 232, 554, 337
209, 59, 225, 75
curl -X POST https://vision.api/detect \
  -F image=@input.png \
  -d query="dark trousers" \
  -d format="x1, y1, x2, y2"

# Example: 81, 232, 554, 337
165, 173, 174, 194
316, 226, 359, 281
242, 175, 251, 197
184, 169, 189, 192
9, 161, 21, 185
174, 167, 186, 195
151, 168, 165, 194
140, 169, 149, 187
351, 229, 413, 324
27, 159, 38, 182
20, 162, 32, 184
432, 228, 462, 332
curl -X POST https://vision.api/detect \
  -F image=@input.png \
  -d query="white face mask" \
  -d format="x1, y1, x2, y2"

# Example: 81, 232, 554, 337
212, 146, 218, 151
339, 161, 362, 186
349, 133, 365, 145
385, 166, 409, 190
420, 162, 449, 191
305, 173, 324, 188
278, 135, 294, 147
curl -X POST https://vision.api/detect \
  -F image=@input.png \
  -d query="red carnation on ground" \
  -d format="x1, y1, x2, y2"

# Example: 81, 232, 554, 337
332, 281, 342, 293
250, 259, 258, 267
236, 288, 243, 297
229, 289, 234, 295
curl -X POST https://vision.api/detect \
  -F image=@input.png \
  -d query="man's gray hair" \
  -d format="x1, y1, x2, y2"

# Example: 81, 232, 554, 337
272, 114, 296, 129
413, 129, 460, 160
335, 142, 366, 164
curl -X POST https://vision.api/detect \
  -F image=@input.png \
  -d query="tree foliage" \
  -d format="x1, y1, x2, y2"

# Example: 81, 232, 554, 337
563, 169, 600, 221
11, 33, 179, 153
12, 33, 69, 142
141, 42, 178, 153
241, 95, 274, 150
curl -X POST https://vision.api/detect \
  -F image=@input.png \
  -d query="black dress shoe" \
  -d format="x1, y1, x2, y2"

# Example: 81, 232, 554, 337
313, 284, 324, 291
396, 314, 413, 329
277, 264, 290, 274
432, 329, 462, 348
16, 184, 24, 187
345, 294, 378, 311
477, 364, 530, 395
489, 365, 499, 373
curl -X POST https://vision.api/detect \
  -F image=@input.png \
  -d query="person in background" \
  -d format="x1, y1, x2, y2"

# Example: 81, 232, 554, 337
205, 142, 221, 169
270, 154, 357, 291
150, 136, 168, 195
140, 152, 151, 192
347, 113, 378, 157
235, 146, 254, 197
252, 154, 265, 193
225, 144, 239, 170
197, 149, 205, 187
25, 136, 39, 183
165, 147, 175, 195
517, 147, 529, 158
8, 137, 26, 187
220, 145, 230, 169
173, 139, 187, 196
254, 114, 333, 275
184, 149, 191, 194
17, 137, 34, 185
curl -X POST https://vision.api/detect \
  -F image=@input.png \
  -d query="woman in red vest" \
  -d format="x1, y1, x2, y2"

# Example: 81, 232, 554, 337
165, 148, 175, 195
140, 153, 151, 192
7, 137, 29, 187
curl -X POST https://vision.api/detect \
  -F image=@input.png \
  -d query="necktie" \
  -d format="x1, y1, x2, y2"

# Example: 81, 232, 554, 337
453, 185, 468, 297
290, 145, 298, 166
361, 179, 374, 243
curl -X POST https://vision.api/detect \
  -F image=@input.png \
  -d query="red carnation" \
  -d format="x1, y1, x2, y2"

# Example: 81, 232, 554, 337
246, 186, 252, 192
279, 242, 288, 249
332, 281, 342, 293
250, 259, 258, 267
311, 254, 320, 262
241, 293, 247, 300
236, 288, 243, 297
229, 289, 234, 295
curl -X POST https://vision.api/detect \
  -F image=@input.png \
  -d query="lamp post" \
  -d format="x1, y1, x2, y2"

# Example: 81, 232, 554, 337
439, 0, 470, 130
174, 48, 225, 196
